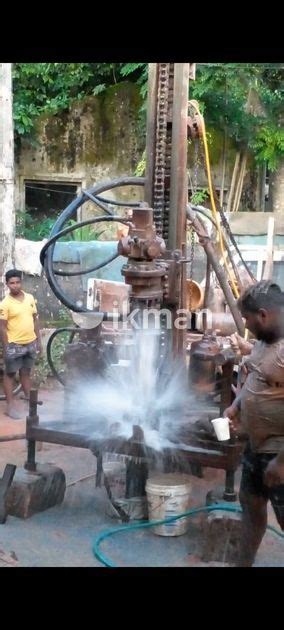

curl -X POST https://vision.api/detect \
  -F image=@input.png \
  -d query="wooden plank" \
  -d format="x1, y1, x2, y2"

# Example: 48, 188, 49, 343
262, 216, 275, 280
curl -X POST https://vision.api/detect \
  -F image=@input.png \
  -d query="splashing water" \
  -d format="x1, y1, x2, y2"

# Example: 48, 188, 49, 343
66, 328, 206, 451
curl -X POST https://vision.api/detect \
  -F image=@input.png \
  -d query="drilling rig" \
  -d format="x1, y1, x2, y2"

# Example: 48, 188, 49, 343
21, 63, 252, 519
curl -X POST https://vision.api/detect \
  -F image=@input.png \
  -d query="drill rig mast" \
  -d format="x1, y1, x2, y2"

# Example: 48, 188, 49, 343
26, 63, 245, 511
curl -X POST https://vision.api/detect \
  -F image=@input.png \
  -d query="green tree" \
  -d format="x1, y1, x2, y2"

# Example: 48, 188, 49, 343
12, 63, 284, 212
13, 62, 283, 168
189, 63, 284, 212
191, 63, 284, 169
12, 63, 148, 138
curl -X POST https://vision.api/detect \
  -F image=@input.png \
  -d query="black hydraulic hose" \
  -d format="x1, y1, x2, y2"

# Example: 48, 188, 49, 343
192, 204, 242, 289
209, 184, 256, 283
192, 204, 217, 229
192, 204, 256, 283
42, 177, 145, 313
53, 252, 119, 277
95, 195, 142, 208
192, 204, 252, 287
40, 216, 128, 308
46, 327, 78, 385
40, 215, 131, 266
220, 229, 243, 289
49, 177, 145, 235
218, 207, 256, 282
83, 190, 114, 216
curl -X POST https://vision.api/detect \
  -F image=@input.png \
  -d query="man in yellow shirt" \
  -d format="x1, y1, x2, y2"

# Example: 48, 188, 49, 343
0, 269, 42, 419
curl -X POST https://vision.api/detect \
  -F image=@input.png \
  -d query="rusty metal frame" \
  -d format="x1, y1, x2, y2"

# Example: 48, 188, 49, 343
25, 390, 243, 500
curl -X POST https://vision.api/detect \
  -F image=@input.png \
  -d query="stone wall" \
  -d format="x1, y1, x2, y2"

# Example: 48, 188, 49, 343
15, 81, 145, 239
12, 81, 262, 323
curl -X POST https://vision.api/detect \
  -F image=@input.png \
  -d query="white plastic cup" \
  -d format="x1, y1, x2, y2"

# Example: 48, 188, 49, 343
211, 417, 230, 441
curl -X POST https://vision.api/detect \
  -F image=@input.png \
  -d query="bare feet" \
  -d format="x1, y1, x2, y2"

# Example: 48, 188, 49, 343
5, 406, 22, 420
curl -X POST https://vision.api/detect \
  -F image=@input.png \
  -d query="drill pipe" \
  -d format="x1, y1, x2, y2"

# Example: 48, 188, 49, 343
186, 205, 245, 336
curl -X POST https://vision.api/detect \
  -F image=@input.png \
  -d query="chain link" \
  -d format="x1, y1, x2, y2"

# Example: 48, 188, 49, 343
188, 226, 195, 310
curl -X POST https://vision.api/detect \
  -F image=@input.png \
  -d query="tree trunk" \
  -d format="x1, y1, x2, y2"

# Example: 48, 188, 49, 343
270, 159, 284, 214
256, 164, 266, 212
226, 152, 240, 213
262, 216, 274, 280
219, 130, 227, 209
0, 63, 15, 298
232, 151, 247, 212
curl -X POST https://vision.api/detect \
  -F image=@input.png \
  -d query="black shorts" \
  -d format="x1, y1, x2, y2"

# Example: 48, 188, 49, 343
240, 444, 284, 529
4, 341, 37, 374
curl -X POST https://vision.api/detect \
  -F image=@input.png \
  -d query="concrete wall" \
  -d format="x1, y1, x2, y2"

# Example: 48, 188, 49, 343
13, 81, 146, 324
14, 81, 145, 239
22, 265, 83, 325
187, 128, 260, 212
14, 80, 259, 221
12, 81, 262, 323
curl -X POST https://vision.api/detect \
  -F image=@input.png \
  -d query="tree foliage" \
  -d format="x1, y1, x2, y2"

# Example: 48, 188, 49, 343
13, 62, 284, 168
251, 124, 284, 171
12, 63, 147, 136
119, 63, 148, 98
191, 63, 284, 169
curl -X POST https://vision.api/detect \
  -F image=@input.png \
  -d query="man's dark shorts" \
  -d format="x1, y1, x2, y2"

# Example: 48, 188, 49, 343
240, 444, 284, 529
4, 341, 37, 374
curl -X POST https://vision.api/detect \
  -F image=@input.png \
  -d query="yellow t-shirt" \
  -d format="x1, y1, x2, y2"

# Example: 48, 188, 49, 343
0, 292, 37, 344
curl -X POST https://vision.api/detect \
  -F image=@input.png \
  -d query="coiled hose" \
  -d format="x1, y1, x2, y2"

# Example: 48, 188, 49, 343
93, 503, 284, 567
46, 327, 79, 385
40, 176, 145, 313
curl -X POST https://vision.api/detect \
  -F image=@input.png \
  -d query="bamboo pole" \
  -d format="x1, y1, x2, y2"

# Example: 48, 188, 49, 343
226, 152, 240, 213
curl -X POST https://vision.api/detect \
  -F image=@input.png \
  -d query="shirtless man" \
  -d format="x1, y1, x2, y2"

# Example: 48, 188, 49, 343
225, 281, 284, 566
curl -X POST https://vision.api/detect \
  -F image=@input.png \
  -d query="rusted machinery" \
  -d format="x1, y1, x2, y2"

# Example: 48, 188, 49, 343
24, 63, 246, 517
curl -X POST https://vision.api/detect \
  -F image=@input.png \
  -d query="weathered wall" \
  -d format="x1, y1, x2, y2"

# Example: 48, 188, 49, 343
13, 82, 145, 322
187, 127, 259, 211
12, 81, 264, 324
14, 80, 261, 222
22, 265, 83, 325
14, 81, 258, 218
14, 81, 145, 232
